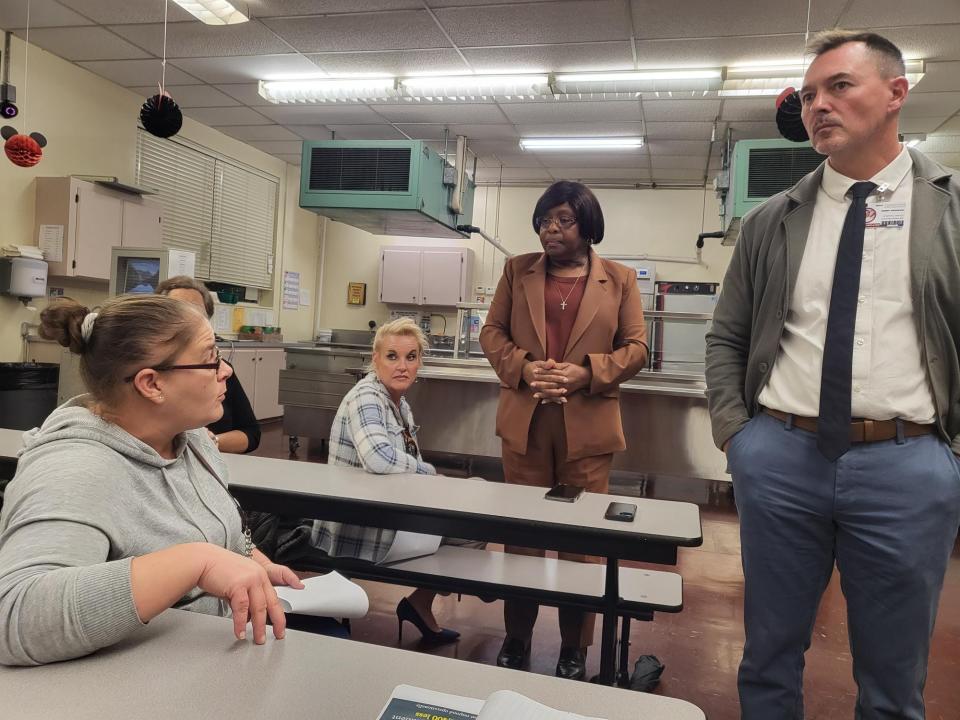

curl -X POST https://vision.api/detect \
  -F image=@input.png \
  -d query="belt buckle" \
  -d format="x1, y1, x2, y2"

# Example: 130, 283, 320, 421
861, 419, 875, 443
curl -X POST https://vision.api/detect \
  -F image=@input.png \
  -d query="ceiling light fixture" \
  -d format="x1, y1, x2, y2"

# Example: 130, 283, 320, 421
259, 78, 399, 103
722, 58, 925, 96
901, 132, 926, 147
400, 74, 551, 99
172, 0, 249, 25
519, 137, 645, 151
555, 69, 721, 94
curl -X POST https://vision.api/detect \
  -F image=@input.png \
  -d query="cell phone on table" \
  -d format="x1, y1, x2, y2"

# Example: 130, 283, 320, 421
605, 502, 637, 522
544, 484, 584, 502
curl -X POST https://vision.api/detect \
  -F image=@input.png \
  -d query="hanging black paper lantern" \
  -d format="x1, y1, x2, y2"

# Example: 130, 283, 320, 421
775, 87, 809, 143
140, 92, 183, 139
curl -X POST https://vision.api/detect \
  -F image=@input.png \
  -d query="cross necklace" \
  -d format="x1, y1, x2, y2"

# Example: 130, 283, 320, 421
553, 261, 586, 310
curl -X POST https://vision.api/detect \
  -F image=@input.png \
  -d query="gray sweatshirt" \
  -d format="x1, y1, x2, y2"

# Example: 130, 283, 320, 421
0, 397, 245, 666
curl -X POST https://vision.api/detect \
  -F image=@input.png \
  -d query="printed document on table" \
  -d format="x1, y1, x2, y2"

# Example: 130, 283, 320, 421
376, 685, 606, 720
378, 531, 442, 565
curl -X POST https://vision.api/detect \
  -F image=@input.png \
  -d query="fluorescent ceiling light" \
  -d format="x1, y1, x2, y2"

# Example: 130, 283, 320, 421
718, 88, 784, 97
902, 133, 926, 147
172, 0, 248, 25
724, 59, 925, 89
557, 69, 721, 82
400, 74, 550, 98
555, 69, 721, 94
519, 137, 644, 151
259, 78, 399, 103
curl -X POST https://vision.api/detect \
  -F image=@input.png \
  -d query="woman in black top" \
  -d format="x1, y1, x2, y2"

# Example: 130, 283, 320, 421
156, 276, 260, 453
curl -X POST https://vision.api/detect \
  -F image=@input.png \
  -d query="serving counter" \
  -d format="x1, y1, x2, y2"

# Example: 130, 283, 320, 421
280, 346, 727, 484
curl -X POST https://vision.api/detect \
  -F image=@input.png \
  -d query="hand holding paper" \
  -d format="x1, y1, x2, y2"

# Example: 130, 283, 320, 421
274, 571, 369, 618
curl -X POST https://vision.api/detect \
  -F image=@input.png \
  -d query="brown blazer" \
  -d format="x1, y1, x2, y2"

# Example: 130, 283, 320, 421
480, 249, 649, 460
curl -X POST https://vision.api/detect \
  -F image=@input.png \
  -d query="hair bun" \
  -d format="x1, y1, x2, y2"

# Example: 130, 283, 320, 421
39, 298, 90, 354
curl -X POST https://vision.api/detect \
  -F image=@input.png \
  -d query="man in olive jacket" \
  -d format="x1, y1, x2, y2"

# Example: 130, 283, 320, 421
706, 30, 960, 719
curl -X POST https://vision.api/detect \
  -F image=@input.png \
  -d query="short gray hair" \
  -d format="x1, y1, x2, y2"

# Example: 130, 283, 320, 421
806, 30, 906, 78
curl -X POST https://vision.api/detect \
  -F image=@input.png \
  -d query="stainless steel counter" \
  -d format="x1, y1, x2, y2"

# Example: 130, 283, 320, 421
280, 347, 726, 483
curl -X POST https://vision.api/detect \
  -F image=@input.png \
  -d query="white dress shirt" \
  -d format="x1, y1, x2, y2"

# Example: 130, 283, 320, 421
759, 146, 936, 423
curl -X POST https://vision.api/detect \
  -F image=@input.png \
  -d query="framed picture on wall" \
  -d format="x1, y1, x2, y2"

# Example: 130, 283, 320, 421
347, 281, 367, 306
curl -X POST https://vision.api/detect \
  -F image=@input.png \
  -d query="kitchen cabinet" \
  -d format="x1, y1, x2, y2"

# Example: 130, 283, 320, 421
35, 177, 163, 280
379, 246, 472, 307
224, 346, 285, 420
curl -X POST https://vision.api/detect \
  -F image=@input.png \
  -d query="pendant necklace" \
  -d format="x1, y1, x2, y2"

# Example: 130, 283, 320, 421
554, 261, 586, 310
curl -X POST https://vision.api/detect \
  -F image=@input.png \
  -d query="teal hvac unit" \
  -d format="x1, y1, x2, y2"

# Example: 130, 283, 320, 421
719, 138, 824, 244
299, 140, 475, 239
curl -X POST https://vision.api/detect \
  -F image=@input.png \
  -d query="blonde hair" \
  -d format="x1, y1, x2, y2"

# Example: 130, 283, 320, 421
366, 317, 429, 373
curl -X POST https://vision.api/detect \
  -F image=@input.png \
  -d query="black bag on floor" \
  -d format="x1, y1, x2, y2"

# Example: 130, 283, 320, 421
629, 654, 665, 692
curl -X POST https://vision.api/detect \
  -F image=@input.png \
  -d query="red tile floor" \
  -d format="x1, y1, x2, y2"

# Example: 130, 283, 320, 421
252, 422, 960, 720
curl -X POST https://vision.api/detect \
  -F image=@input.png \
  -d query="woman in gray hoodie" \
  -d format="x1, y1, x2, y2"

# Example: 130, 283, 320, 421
0, 295, 303, 666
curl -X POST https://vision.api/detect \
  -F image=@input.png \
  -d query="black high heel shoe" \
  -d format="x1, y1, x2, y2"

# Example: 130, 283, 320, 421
396, 597, 460, 645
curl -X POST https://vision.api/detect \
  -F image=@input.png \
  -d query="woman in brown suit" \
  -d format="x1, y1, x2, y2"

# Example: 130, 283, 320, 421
480, 180, 648, 680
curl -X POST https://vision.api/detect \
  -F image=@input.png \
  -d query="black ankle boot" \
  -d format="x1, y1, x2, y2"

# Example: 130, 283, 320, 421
555, 646, 586, 680
496, 637, 531, 670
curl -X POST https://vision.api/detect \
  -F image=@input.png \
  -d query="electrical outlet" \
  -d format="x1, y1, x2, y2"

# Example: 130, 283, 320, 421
485, 286, 496, 295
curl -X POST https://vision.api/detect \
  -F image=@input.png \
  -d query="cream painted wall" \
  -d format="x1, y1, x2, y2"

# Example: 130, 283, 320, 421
316, 183, 735, 334
0, 34, 320, 361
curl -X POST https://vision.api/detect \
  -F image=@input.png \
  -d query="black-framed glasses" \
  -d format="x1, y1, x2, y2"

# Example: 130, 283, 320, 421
124, 347, 223, 382
536, 215, 577, 230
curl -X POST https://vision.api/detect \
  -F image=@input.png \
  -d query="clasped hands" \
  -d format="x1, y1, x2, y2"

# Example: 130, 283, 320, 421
522, 359, 592, 404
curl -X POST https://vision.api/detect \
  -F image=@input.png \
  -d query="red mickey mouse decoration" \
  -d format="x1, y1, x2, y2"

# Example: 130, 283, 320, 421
2, 125, 47, 167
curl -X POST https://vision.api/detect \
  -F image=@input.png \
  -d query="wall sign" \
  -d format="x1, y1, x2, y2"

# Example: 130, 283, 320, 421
347, 281, 366, 306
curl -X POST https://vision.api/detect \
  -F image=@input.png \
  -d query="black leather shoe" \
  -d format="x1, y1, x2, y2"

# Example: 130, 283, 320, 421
555, 647, 587, 680
496, 637, 531, 670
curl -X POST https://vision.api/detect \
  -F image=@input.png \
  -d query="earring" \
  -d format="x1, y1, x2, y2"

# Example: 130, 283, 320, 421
158, 393, 164, 401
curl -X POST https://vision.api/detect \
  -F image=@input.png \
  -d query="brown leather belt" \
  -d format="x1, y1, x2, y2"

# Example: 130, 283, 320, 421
762, 407, 935, 443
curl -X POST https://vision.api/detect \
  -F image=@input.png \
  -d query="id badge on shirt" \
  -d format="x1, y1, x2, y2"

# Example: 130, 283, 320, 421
865, 201, 905, 229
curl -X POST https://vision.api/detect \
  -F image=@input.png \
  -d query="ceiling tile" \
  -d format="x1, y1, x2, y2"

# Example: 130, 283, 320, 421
0, 0, 94, 28
516, 122, 646, 137
215, 83, 276, 106
307, 49, 467, 76
170, 55, 323, 84
640, 98, 721, 122
523, 151, 649, 168
646, 140, 710, 156
288, 125, 335, 141
934, 116, 960, 134
368, 102, 505, 124
501, 100, 643, 124
273, 154, 303, 166
448, 124, 518, 140
257, 103, 386, 124
633, 35, 806, 68
245, 140, 305, 155
182, 106, 274, 126
56, 0, 195, 23
325, 124, 408, 140
650, 168, 708, 182
436, 1, 630, 46
643, 122, 713, 141
12, 26, 150, 61
723, 121, 782, 140
217, 125, 304, 141
881, 25, 960, 63
839, 0, 960, 26
129, 85, 241, 108
649, 155, 710, 169
109, 22, 291, 58
900, 117, 954, 134
901, 91, 960, 118
462, 42, 634, 74
393, 124, 449, 140
916, 135, 960, 152
475, 167, 553, 182
629, 0, 846, 39
262, 11, 450, 52
719, 97, 776, 122
76, 59, 201, 87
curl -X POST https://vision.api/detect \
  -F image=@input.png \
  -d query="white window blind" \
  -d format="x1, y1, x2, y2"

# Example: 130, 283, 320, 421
210, 162, 277, 289
136, 130, 215, 278
136, 129, 278, 288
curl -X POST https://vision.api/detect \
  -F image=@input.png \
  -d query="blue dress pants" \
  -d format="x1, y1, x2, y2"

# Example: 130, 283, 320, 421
728, 412, 960, 719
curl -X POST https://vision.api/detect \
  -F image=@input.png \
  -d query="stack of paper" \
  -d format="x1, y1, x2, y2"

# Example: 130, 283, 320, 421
1, 245, 44, 260
274, 571, 369, 618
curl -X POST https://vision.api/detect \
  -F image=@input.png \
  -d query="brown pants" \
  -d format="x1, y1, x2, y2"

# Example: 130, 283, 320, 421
500, 402, 612, 649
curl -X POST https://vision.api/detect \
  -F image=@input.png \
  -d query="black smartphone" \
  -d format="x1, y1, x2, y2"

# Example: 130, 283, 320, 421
544, 484, 584, 502
605, 502, 637, 522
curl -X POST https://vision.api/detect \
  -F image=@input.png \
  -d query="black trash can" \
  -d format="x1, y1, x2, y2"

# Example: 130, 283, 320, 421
0, 362, 59, 431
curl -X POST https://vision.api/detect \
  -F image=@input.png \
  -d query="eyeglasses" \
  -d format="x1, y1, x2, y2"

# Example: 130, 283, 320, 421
124, 347, 224, 383
537, 215, 577, 230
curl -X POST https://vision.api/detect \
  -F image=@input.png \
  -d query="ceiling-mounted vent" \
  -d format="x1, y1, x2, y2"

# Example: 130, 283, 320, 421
309, 146, 411, 192
746, 146, 824, 199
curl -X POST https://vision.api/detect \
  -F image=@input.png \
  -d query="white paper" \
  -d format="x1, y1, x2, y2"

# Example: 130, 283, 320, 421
212, 305, 232, 334
282, 270, 300, 311
299, 289, 310, 307
38, 225, 63, 262
378, 530, 442, 565
167, 248, 196, 277
479, 692, 604, 720
274, 571, 368, 618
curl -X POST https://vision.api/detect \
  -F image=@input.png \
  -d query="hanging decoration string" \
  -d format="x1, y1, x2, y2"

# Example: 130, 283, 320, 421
21, 0, 29, 131
774, 0, 813, 142
159, 0, 168, 96
140, 0, 182, 138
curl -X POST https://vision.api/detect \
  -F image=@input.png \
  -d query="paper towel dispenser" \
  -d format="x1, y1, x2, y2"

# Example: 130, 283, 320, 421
0, 256, 47, 301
